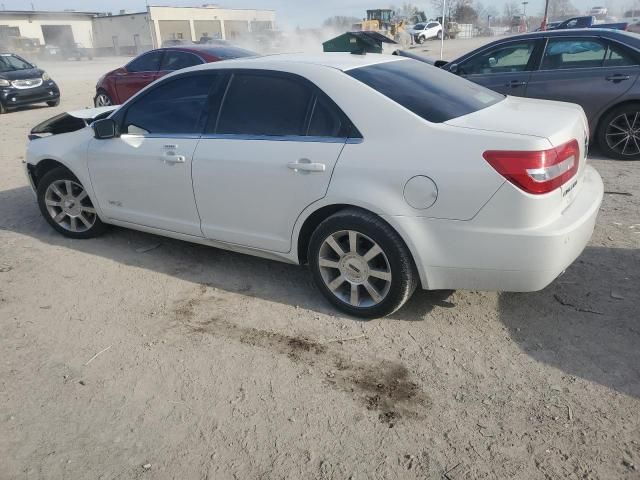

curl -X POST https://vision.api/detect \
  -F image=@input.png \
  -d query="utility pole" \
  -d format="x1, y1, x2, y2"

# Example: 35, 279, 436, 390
541, 0, 550, 30
440, 0, 446, 60
522, 1, 528, 16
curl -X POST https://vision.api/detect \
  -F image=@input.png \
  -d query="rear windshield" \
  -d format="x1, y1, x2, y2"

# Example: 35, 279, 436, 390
346, 59, 504, 123
203, 46, 257, 59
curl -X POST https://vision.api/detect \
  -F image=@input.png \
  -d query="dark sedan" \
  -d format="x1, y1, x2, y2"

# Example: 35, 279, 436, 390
0, 53, 60, 114
94, 44, 256, 107
438, 29, 640, 160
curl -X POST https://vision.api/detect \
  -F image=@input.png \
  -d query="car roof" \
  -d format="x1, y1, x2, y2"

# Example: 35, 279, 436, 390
499, 28, 636, 41
186, 52, 403, 72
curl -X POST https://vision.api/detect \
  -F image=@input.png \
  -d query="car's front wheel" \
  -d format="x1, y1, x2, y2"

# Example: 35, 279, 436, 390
46, 99, 60, 107
308, 209, 418, 318
597, 103, 640, 160
37, 167, 107, 239
94, 90, 113, 107
417, 35, 426, 44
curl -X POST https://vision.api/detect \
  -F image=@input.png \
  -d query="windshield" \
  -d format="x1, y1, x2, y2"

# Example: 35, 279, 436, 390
346, 59, 504, 123
0, 54, 33, 72
414, 23, 426, 29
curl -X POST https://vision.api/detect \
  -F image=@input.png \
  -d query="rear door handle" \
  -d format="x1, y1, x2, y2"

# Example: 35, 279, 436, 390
606, 74, 631, 83
287, 160, 326, 173
506, 80, 527, 88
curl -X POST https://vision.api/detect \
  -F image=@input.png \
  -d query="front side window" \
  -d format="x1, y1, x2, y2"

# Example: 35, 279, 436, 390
126, 51, 163, 73
123, 74, 219, 135
541, 39, 607, 69
160, 51, 203, 71
347, 59, 503, 124
216, 73, 313, 136
458, 41, 537, 75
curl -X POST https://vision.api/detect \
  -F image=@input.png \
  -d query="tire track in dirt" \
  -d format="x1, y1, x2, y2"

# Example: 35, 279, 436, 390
171, 286, 431, 427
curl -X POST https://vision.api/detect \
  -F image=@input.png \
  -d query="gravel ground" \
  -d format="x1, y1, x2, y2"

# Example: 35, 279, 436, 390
0, 44, 639, 480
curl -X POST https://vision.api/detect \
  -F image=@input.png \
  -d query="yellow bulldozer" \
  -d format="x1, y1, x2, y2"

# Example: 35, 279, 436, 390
353, 9, 426, 43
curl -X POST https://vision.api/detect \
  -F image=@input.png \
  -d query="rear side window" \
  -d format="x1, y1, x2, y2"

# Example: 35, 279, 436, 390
347, 59, 503, 123
605, 42, 639, 67
307, 94, 352, 137
127, 51, 163, 73
160, 51, 203, 71
216, 73, 313, 136
123, 74, 219, 134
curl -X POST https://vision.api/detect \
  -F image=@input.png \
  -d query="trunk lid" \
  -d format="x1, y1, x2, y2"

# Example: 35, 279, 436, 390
446, 95, 590, 213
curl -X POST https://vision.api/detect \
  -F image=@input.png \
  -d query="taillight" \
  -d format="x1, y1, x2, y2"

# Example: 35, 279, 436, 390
483, 139, 580, 195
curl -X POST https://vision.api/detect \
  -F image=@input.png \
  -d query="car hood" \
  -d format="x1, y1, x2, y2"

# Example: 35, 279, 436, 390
445, 95, 589, 146
0, 68, 44, 80
29, 105, 119, 139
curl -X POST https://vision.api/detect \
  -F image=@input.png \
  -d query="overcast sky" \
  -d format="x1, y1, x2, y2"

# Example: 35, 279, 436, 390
0, 0, 628, 28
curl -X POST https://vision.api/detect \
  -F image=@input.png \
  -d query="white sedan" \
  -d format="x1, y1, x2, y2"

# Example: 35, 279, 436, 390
24, 53, 603, 318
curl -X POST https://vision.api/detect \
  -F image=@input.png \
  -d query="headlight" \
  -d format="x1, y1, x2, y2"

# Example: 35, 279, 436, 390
42, 72, 50, 81
0, 79, 10, 87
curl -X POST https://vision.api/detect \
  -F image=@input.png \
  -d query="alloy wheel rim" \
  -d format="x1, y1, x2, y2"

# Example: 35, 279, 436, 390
44, 180, 97, 233
318, 230, 392, 308
605, 112, 640, 157
96, 94, 112, 106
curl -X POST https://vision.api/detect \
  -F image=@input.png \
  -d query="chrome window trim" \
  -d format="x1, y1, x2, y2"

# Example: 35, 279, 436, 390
120, 133, 363, 143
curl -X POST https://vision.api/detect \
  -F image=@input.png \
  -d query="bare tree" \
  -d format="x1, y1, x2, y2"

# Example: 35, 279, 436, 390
547, 0, 579, 19
503, 1, 519, 20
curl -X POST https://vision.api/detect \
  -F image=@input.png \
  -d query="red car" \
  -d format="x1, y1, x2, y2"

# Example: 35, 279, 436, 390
94, 44, 256, 107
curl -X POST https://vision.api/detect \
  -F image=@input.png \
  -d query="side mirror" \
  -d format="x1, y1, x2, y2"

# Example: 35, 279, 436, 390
449, 63, 459, 74
434, 60, 448, 68
92, 118, 117, 139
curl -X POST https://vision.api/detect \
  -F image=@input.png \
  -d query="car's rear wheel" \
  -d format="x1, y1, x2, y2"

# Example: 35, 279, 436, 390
94, 90, 113, 107
37, 167, 107, 239
437, 31, 443, 40
308, 209, 418, 318
0, 101, 5, 114
597, 103, 640, 160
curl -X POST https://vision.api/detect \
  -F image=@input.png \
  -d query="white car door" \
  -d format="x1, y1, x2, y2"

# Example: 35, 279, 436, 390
192, 71, 356, 253
88, 74, 217, 236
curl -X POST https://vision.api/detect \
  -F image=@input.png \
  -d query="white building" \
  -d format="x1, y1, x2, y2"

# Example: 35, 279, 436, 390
0, 10, 97, 48
1, 5, 276, 56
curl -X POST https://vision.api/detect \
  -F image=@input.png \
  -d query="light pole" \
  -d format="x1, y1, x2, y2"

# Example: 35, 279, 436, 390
522, 1, 529, 16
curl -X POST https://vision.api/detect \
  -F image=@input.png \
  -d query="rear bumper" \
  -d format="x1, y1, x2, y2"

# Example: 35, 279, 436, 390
388, 165, 604, 292
0, 82, 60, 108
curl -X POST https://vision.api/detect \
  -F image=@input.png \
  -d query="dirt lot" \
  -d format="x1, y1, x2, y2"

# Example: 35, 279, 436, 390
1, 43, 639, 480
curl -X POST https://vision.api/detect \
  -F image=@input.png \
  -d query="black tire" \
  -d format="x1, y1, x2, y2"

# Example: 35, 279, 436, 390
417, 35, 426, 45
94, 89, 113, 107
597, 103, 640, 160
308, 209, 418, 319
0, 101, 5, 114
37, 167, 107, 239
46, 99, 60, 107
437, 31, 443, 40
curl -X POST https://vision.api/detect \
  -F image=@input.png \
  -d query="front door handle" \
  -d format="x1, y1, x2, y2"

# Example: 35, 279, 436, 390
506, 80, 527, 88
606, 74, 631, 83
163, 153, 186, 164
287, 159, 326, 173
